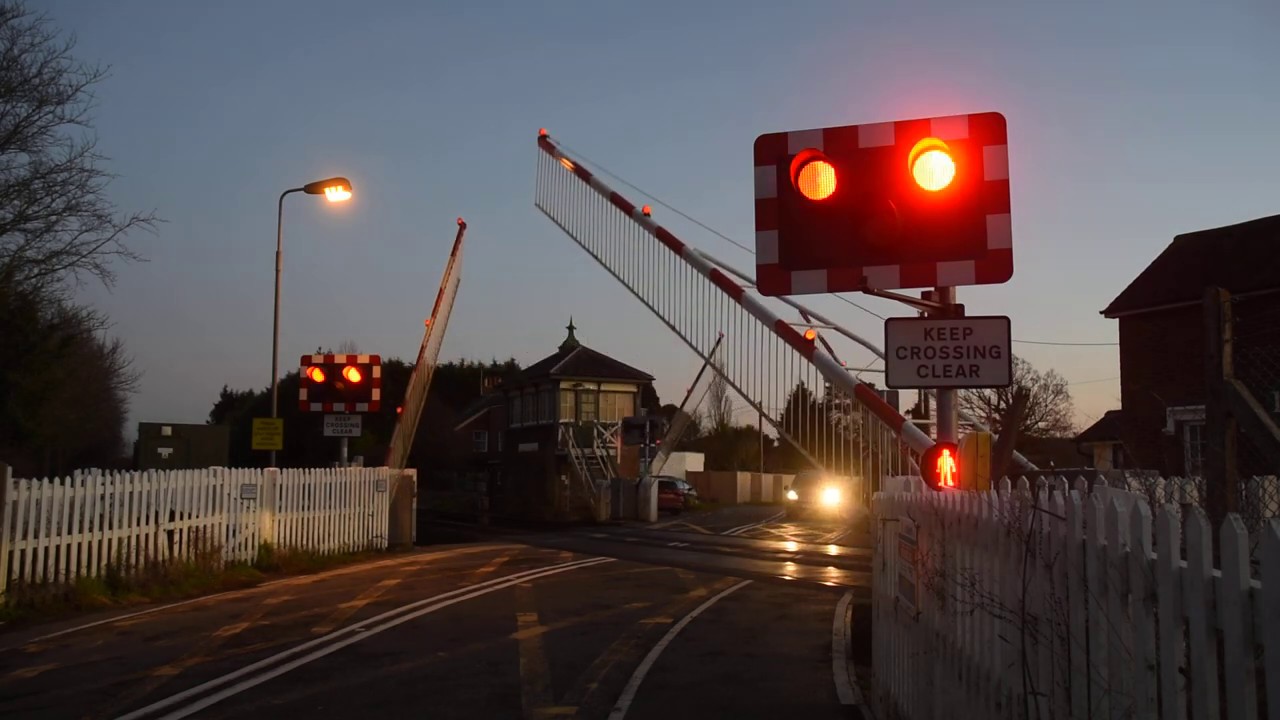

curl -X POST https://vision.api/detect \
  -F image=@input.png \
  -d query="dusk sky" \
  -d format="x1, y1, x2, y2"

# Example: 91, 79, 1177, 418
45, 0, 1279, 439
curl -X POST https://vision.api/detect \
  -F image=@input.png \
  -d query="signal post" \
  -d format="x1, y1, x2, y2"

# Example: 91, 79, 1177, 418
753, 112, 1016, 490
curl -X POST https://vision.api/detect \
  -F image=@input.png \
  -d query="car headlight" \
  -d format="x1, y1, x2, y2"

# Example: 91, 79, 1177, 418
820, 486, 842, 506
785, 489, 799, 501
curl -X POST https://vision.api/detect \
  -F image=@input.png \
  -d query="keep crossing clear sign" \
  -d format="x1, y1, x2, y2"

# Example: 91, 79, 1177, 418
884, 316, 1012, 389
323, 414, 362, 437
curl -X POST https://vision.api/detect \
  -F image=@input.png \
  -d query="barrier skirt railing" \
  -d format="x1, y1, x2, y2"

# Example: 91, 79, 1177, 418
872, 476, 1278, 720
536, 132, 936, 497
0, 465, 399, 596
386, 219, 467, 473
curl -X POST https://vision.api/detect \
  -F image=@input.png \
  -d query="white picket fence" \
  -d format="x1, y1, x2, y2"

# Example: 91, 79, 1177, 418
873, 476, 1279, 720
0, 465, 406, 596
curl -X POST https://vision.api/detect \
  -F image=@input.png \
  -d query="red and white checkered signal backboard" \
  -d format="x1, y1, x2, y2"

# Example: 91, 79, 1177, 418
754, 111, 1012, 295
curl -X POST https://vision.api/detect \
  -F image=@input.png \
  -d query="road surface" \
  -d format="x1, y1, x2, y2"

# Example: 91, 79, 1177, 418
0, 512, 872, 719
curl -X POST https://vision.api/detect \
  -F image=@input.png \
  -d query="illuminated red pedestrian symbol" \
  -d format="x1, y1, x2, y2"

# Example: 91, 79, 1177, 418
936, 447, 958, 488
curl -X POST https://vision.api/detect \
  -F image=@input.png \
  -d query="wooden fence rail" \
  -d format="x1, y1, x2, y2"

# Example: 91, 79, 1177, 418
873, 476, 1278, 720
0, 465, 404, 596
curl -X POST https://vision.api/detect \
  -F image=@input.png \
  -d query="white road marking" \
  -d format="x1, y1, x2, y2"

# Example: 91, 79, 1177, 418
832, 591, 869, 715
16, 544, 524, 649
607, 580, 752, 720
115, 557, 613, 720
722, 511, 785, 536
822, 528, 852, 544
665, 542, 689, 548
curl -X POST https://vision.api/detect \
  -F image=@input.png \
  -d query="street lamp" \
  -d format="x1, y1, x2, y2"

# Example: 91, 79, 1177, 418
270, 176, 353, 468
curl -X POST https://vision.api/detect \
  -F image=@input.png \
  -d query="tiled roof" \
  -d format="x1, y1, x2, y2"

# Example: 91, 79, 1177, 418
509, 344, 653, 386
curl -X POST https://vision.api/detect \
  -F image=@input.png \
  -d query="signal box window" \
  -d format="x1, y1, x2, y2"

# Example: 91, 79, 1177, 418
559, 390, 575, 422
599, 392, 636, 423
540, 388, 555, 423
579, 390, 598, 422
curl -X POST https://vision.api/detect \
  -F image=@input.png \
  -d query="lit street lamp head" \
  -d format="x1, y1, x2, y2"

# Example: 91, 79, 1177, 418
302, 176, 353, 203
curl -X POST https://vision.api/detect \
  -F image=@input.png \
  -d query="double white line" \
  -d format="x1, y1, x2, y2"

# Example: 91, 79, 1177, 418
722, 511, 785, 536
117, 556, 613, 720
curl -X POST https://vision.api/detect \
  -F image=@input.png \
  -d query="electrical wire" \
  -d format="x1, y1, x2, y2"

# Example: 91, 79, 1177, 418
1067, 376, 1120, 386
1014, 339, 1118, 347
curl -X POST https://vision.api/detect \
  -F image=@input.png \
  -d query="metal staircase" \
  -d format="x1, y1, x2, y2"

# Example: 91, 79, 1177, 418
560, 423, 620, 517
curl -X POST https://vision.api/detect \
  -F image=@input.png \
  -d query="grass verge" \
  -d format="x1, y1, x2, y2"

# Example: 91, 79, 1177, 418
0, 543, 397, 628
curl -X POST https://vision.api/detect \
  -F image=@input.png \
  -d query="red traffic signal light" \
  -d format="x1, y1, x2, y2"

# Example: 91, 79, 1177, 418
298, 354, 382, 412
921, 441, 960, 491
753, 112, 1011, 295
909, 138, 956, 192
792, 151, 837, 201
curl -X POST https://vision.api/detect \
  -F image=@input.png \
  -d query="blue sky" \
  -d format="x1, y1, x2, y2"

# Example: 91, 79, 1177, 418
44, 0, 1279, 437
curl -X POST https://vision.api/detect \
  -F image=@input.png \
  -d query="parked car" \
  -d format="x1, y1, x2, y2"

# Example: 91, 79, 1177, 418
656, 476, 697, 513
784, 470, 852, 520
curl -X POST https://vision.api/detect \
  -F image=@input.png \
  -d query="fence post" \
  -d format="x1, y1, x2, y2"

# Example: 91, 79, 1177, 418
387, 468, 415, 548
260, 468, 279, 551
0, 462, 10, 599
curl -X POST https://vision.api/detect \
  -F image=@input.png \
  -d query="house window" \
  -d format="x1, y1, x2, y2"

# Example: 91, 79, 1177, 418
496, 432, 503, 452
579, 389, 598, 422
560, 390, 575, 422
523, 391, 536, 425
1183, 422, 1206, 477
511, 396, 522, 427
472, 431, 488, 453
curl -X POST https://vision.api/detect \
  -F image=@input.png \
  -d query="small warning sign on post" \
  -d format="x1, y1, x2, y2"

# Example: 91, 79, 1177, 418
885, 316, 1012, 389
251, 418, 284, 451
324, 414, 362, 437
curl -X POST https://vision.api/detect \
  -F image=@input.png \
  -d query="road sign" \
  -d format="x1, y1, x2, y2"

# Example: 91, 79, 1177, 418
299, 354, 382, 413
323, 414, 363, 437
884, 316, 1012, 389
753, 111, 1012, 295
251, 418, 284, 451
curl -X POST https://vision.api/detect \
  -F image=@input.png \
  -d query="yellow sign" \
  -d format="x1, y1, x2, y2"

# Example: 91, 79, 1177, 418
959, 431, 993, 491
251, 418, 284, 451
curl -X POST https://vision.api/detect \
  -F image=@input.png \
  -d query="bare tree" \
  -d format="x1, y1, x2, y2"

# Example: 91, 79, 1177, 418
706, 360, 733, 433
337, 340, 359, 354
960, 356, 1076, 440
0, 2, 157, 291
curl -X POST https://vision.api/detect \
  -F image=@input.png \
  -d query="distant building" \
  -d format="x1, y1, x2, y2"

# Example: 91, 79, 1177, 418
1074, 410, 1129, 471
1087, 213, 1280, 476
134, 422, 229, 470
453, 320, 655, 521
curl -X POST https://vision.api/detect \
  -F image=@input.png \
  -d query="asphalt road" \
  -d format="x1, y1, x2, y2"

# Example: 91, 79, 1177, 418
0, 516, 872, 720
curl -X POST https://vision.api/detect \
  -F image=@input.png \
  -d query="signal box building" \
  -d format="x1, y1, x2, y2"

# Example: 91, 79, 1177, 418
453, 320, 656, 521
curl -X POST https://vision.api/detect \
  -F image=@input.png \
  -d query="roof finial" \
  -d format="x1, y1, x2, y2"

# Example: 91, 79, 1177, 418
559, 316, 581, 351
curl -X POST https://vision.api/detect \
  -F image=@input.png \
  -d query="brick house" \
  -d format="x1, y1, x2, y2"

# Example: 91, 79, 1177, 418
453, 320, 656, 520
1080, 214, 1280, 476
